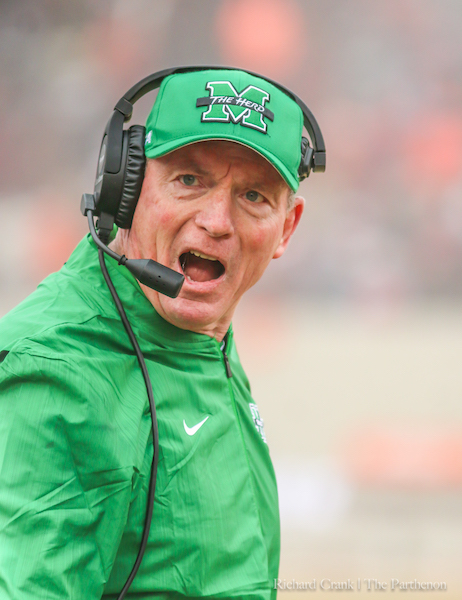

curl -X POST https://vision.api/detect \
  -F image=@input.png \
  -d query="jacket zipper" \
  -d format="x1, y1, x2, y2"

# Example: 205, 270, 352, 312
220, 332, 233, 378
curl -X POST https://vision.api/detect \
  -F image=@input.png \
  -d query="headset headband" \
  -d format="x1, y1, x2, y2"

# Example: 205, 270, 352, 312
112, 66, 326, 171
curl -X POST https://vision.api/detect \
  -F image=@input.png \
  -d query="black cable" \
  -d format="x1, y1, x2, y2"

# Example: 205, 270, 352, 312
98, 248, 159, 600
88, 211, 126, 263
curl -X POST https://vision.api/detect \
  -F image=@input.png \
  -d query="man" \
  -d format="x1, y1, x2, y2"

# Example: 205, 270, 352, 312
0, 68, 323, 599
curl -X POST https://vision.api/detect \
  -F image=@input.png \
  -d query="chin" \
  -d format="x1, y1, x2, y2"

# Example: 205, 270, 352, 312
157, 295, 226, 334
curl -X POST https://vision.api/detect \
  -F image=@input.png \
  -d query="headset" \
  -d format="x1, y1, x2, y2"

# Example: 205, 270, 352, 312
83, 65, 325, 244
80, 66, 326, 599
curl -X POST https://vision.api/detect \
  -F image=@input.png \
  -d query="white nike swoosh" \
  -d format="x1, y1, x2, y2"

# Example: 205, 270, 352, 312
183, 416, 209, 436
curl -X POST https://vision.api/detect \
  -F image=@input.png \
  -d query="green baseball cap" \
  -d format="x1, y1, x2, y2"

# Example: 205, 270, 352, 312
144, 69, 303, 192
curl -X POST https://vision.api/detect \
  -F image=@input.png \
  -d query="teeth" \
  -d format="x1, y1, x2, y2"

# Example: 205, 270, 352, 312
189, 250, 218, 261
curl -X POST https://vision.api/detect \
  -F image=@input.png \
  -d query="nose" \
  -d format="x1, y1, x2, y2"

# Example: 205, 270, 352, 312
194, 189, 235, 238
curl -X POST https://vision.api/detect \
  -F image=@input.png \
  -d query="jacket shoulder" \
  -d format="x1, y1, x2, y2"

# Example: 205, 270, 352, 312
0, 243, 119, 355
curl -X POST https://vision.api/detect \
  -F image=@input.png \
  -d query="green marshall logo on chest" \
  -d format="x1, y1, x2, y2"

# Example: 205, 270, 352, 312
196, 81, 274, 133
249, 403, 267, 443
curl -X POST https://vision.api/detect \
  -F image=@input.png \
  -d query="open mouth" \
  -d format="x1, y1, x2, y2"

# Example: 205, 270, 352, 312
180, 250, 225, 283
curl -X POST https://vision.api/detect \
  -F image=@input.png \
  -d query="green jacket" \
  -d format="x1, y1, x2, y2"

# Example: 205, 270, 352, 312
0, 236, 280, 600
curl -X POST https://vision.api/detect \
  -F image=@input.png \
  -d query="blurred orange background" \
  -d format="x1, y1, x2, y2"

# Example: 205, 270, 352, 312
1, 1, 461, 597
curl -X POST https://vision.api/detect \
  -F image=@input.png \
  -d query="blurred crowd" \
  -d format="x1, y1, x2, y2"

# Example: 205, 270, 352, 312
1, 0, 462, 313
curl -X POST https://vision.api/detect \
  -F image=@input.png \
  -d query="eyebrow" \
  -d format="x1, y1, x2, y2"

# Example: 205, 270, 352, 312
249, 178, 286, 197
162, 156, 286, 196
251, 179, 275, 192
167, 158, 209, 176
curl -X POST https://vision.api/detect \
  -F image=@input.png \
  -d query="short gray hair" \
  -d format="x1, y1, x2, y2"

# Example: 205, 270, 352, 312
287, 190, 296, 209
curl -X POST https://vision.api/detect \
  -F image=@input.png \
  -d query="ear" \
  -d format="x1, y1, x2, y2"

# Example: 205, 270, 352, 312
273, 196, 305, 259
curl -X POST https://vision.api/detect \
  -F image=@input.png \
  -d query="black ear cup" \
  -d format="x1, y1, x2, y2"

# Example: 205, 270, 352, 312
298, 136, 314, 181
115, 125, 146, 229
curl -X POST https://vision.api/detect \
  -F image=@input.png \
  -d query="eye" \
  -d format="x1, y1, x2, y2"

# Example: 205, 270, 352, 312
245, 190, 263, 203
180, 174, 198, 186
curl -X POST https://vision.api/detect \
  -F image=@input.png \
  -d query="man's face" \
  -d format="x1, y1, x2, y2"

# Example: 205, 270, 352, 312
121, 140, 304, 339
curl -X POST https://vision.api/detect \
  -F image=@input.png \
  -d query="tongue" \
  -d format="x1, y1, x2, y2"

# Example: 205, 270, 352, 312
184, 254, 222, 282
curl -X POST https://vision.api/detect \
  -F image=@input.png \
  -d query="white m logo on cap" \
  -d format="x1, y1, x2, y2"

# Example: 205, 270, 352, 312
196, 81, 274, 133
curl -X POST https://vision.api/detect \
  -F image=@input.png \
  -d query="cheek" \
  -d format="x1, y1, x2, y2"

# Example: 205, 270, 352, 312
248, 222, 283, 258
157, 206, 175, 229
133, 195, 172, 237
